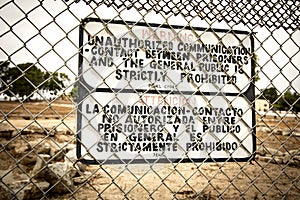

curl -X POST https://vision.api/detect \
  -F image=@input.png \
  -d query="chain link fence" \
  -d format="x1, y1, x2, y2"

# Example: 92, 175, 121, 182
0, 0, 299, 199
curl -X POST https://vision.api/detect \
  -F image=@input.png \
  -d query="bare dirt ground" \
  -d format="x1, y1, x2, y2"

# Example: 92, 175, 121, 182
0, 100, 299, 199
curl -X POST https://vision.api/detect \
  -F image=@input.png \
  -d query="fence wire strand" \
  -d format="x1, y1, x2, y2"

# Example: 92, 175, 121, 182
0, 0, 299, 199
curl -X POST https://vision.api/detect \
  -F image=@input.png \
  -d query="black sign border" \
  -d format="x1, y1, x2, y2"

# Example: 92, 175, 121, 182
77, 18, 256, 165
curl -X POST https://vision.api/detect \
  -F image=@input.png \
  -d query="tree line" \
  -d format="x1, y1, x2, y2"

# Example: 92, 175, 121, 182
260, 87, 300, 112
0, 61, 70, 101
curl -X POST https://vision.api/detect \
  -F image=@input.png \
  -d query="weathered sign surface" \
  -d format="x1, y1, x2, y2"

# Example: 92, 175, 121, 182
77, 18, 255, 164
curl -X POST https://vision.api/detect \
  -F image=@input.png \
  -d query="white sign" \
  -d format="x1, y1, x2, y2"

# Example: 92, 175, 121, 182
77, 18, 255, 164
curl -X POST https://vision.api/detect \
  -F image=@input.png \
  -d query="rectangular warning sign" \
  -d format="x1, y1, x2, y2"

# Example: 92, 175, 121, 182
77, 18, 255, 164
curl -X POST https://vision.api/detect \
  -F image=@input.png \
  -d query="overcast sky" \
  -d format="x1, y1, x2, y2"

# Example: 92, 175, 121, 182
0, 0, 299, 94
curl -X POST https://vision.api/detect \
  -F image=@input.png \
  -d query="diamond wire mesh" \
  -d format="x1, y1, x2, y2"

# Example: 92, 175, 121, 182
0, 0, 299, 199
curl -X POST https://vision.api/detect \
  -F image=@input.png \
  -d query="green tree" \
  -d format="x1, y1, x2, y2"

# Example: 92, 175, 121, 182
253, 54, 260, 82
294, 93, 300, 112
0, 61, 10, 91
5, 63, 44, 100
261, 87, 278, 104
70, 85, 78, 99
275, 91, 300, 112
3, 62, 70, 100
42, 72, 70, 95
0, 61, 10, 74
